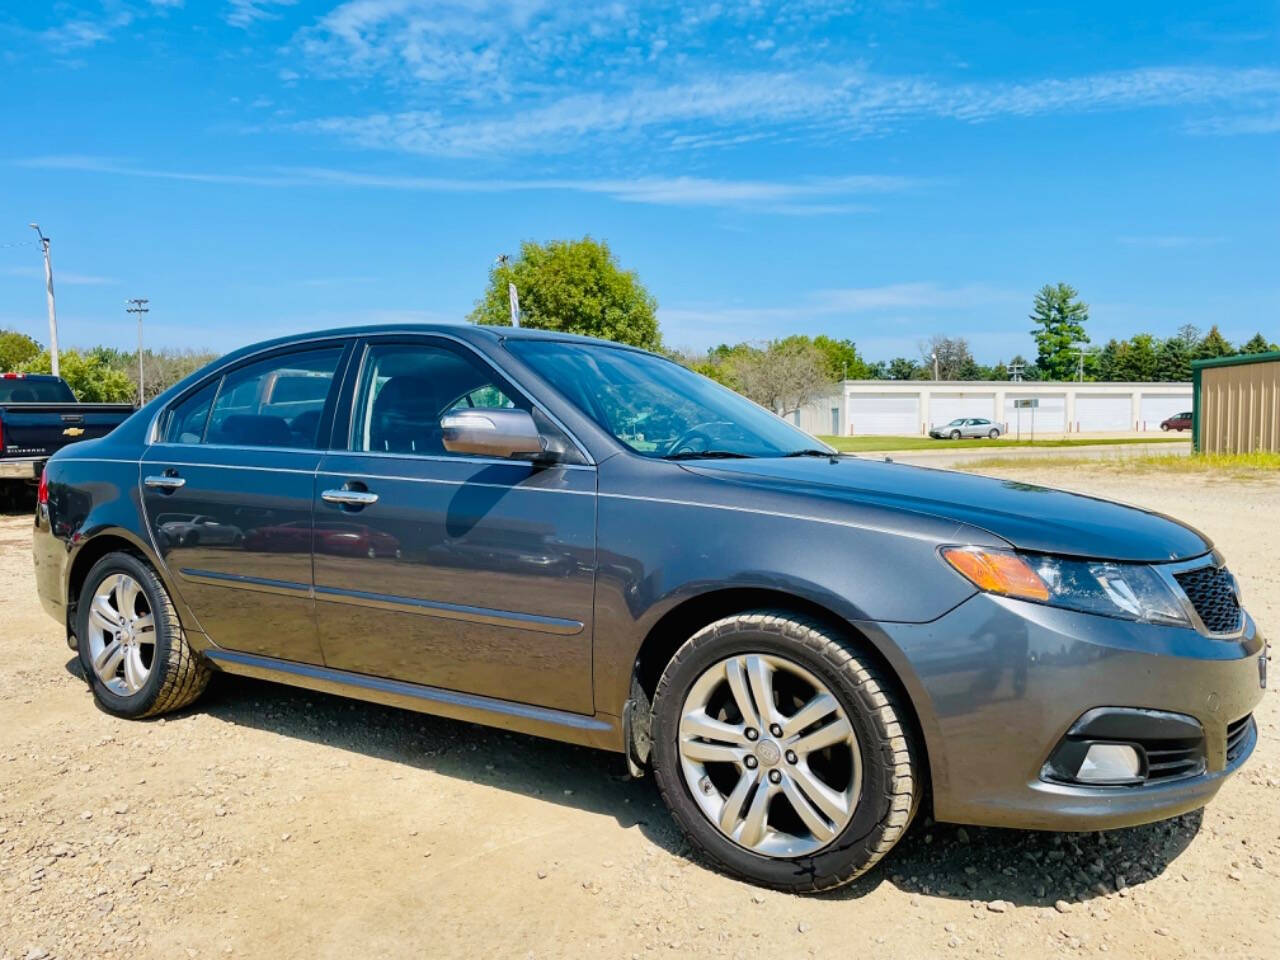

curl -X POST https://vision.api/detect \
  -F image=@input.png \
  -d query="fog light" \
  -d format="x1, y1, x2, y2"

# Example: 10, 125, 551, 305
1077, 743, 1141, 783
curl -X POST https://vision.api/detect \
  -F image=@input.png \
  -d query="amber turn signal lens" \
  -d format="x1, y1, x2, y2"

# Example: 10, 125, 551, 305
941, 547, 1050, 601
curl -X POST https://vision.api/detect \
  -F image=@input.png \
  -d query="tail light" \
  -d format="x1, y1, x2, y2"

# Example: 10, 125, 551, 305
38, 466, 49, 505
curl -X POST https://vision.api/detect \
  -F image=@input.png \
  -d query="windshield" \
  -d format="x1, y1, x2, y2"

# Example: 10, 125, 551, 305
505, 339, 831, 459
0, 378, 75, 403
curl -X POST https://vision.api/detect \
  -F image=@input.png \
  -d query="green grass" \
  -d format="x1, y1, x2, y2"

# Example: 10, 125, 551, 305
818, 434, 1191, 453
957, 451, 1280, 477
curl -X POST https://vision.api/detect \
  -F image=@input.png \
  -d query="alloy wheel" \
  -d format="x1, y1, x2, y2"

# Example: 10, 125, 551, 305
85, 573, 155, 696
677, 653, 861, 858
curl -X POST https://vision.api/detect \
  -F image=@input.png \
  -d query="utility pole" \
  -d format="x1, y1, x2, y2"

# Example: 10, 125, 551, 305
1070, 341, 1093, 383
126, 299, 149, 405
28, 223, 60, 377
1009, 360, 1024, 383
931, 351, 939, 381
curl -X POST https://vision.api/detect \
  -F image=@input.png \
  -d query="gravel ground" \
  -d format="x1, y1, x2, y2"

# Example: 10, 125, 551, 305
0, 466, 1276, 960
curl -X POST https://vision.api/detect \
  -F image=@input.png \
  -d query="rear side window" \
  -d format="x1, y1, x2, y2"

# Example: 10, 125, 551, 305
207, 348, 342, 448
162, 348, 343, 449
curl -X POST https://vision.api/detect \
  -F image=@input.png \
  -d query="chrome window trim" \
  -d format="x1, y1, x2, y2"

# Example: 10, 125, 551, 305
318, 468, 595, 496
320, 448, 596, 472
1153, 551, 1246, 640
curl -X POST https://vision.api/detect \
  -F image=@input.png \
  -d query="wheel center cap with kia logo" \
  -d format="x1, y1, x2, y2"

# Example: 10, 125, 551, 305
754, 740, 782, 767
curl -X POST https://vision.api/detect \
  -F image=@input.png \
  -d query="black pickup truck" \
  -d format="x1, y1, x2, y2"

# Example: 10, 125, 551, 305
0, 373, 134, 495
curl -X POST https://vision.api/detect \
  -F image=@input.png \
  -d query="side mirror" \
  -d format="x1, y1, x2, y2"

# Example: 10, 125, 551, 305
440, 408, 548, 460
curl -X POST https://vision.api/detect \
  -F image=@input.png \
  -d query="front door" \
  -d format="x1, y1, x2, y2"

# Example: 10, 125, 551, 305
141, 342, 348, 664
312, 337, 597, 714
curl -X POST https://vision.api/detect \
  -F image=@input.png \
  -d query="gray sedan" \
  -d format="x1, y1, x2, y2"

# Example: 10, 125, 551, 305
32, 323, 1265, 893
930, 416, 1002, 439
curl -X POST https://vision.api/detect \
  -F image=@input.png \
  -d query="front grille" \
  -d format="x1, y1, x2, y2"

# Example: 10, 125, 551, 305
1226, 715, 1254, 764
1173, 564, 1243, 635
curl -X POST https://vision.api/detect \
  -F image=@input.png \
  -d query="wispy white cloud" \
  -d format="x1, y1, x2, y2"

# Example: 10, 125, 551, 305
1117, 235, 1227, 248
293, 66, 1280, 157
660, 283, 1024, 350
1186, 111, 1280, 135
19, 155, 916, 214
2, 265, 118, 286
38, 10, 135, 53
226, 0, 297, 29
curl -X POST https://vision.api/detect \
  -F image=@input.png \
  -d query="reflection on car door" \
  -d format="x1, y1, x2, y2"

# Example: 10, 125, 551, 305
141, 342, 349, 664
312, 337, 597, 714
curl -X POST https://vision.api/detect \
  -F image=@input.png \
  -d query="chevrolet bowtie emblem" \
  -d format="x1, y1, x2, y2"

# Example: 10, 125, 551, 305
62, 427, 85, 437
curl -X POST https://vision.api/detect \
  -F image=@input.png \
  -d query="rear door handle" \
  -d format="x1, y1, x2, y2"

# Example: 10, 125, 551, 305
321, 489, 379, 506
144, 475, 186, 490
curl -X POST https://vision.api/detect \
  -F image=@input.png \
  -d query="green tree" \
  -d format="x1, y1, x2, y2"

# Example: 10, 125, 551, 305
1239, 332, 1278, 354
468, 237, 660, 350
1195, 325, 1235, 360
1155, 337, 1192, 381
811, 335, 870, 380
0, 329, 42, 371
885, 357, 918, 380
19, 349, 136, 403
1029, 283, 1090, 380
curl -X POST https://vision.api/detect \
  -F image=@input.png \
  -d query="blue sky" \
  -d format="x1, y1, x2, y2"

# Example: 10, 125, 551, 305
1, 1, 1277, 363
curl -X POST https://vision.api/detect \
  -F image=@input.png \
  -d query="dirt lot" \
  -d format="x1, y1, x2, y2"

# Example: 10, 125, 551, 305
1, 466, 1276, 960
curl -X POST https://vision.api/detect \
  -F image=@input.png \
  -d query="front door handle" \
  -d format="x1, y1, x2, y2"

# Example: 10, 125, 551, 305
144, 475, 186, 490
321, 489, 379, 507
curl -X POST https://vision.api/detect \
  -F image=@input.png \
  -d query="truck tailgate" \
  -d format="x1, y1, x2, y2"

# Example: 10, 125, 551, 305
0, 404, 135, 458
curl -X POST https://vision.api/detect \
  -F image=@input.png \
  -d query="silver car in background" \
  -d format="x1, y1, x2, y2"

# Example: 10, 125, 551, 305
930, 417, 1003, 439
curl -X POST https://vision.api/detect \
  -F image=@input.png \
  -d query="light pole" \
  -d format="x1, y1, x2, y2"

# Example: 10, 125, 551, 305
496, 254, 519, 328
126, 299, 149, 405
931, 351, 939, 381
28, 223, 60, 377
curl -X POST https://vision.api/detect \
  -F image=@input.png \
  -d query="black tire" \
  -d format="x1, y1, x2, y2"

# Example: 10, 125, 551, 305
76, 551, 211, 719
988, 428, 999, 439
650, 610, 920, 892
949, 430, 961, 440
1161, 423, 1170, 432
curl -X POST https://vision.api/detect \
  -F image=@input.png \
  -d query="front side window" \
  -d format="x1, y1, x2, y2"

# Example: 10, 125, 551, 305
351, 341, 525, 456
505, 339, 827, 459
204, 347, 342, 449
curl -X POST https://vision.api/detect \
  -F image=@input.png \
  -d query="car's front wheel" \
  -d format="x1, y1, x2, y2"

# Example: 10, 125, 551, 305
949, 430, 961, 439
650, 611, 920, 891
77, 551, 211, 719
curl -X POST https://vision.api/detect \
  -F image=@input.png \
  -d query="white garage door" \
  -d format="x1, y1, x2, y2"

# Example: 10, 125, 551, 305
1141, 394, 1192, 430
1004, 395, 1066, 434
929, 393, 996, 430
848, 395, 920, 435
1075, 394, 1132, 432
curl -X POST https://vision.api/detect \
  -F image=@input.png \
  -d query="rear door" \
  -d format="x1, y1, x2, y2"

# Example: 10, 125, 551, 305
312, 336, 597, 714
141, 341, 351, 664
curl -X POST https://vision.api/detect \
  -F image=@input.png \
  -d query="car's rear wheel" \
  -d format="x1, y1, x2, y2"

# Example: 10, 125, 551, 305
77, 552, 210, 719
650, 611, 920, 892
987, 428, 999, 439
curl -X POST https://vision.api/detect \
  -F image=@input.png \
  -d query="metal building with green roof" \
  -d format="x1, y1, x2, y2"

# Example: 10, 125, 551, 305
1192, 351, 1280, 454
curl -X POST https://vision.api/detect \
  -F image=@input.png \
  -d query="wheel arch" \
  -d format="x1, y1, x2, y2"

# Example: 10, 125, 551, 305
65, 527, 201, 644
628, 586, 935, 805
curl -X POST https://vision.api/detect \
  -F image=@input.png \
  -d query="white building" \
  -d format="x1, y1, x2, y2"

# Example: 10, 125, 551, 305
795, 380, 1192, 437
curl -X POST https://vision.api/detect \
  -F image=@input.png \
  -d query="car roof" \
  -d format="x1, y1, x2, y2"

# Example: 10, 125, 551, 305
215, 322, 656, 366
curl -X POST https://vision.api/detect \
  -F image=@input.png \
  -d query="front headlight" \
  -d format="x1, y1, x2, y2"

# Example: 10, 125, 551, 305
942, 546, 1190, 626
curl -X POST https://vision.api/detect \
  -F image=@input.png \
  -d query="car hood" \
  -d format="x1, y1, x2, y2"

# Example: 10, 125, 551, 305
681, 456, 1211, 563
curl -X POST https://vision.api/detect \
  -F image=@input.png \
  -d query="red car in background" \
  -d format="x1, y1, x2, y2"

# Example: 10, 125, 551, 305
1160, 411, 1192, 432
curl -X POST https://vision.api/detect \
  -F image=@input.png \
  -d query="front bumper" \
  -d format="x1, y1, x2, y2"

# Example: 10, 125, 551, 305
0, 458, 43, 480
869, 592, 1267, 831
